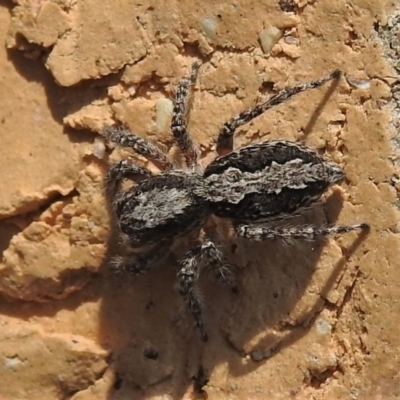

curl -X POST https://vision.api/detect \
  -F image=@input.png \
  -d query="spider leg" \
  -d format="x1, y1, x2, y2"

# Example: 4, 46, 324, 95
236, 222, 369, 241
105, 158, 151, 200
171, 62, 201, 167
177, 248, 206, 341
177, 239, 237, 342
110, 242, 171, 275
201, 240, 237, 292
103, 126, 173, 169
217, 70, 341, 151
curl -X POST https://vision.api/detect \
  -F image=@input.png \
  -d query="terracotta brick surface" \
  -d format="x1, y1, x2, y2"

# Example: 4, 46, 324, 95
0, 0, 399, 399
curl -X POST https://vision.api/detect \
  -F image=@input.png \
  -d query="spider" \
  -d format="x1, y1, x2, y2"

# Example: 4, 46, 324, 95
103, 62, 369, 341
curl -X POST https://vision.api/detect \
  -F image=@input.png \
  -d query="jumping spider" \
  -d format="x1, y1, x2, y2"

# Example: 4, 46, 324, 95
103, 62, 368, 341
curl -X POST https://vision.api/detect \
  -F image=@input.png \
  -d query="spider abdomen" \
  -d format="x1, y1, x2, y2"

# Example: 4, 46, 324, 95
202, 140, 344, 221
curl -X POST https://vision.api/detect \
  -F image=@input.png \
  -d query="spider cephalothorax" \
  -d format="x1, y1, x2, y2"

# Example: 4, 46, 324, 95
103, 63, 368, 341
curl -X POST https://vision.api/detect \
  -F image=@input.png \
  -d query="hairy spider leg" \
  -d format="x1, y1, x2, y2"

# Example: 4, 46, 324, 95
103, 126, 173, 169
217, 70, 341, 151
105, 158, 173, 275
177, 239, 237, 341
236, 222, 369, 241
105, 158, 151, 200
171, 62, 201, 167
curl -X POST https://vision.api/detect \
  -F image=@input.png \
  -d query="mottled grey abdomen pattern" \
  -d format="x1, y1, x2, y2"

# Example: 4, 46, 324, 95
205, 182, 329, 221
202, 141, 343, 221
204, 141, 325, 175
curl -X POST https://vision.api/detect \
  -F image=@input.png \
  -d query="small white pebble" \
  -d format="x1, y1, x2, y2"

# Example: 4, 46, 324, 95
156, 98, 173, 133
251, 348, 273, 361
346, 75, 371, 90
127, 86, 136, 97
284, 35, 299, 45
259, 26, 283, 53
4, 356, 22, 369
147, 395, 173, 400
316, 318, 332, 335
201, 17, 218, 41
93, 137, 106, 159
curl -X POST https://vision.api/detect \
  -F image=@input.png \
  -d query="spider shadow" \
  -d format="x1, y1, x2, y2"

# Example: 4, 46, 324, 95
97, 71, 358, 398
98, 189, 369, 399
200, 189, 369, 377
98, 224, 197, 398
98, 179, 209, 398
303, 72, 341, 135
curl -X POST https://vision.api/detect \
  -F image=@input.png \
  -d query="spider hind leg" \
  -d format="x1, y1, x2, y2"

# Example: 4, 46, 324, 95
236, 222, 369, 241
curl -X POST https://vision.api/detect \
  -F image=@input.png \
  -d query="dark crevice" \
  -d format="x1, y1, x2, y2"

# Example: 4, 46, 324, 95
307, 365, 341, 389
278, 0, 296, 13
143, 346, 159, 360
335, 268, 361, 320
193, 365, 209, 395
113, 373, 122, 390
0, 189, 79, 258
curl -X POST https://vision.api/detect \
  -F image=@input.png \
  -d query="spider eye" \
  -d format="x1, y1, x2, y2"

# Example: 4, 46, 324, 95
136, 190, 142, 196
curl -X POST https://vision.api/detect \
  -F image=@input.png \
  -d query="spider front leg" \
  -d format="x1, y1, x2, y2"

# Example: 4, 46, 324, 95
171, 62, 201, 167
105, 158, 151, 200
111, 241, 171, 276
217, 70, 341, 151
236, 222, 369, 241
106, 159, 169, 274
177, 239, 237, 342
103, 126, 173, 169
